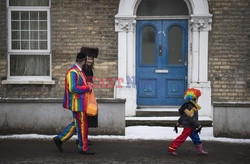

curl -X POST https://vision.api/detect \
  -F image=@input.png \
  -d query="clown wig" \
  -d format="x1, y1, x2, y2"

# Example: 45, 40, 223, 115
184, 88, 201, 101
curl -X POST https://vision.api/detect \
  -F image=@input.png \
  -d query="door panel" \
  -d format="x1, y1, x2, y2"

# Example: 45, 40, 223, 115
165, 79, 185, 97
136, 20, 188, 106
138, 78, 158, 98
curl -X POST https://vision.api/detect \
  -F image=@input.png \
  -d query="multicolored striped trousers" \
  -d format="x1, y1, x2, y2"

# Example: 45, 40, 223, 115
57, 112, 89, 152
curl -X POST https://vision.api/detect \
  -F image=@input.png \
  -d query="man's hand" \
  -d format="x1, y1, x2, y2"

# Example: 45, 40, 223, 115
88, 83, 93, 92
87, 82, 93, 87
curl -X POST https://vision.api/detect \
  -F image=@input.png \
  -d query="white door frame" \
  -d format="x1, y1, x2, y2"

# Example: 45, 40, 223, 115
114, 0, 213, 117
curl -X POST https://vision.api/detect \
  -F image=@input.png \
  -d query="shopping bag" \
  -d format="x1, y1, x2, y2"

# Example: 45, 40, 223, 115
86, 90, 98, 116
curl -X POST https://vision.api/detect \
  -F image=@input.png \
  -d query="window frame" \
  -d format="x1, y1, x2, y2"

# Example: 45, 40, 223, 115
6, 0, 52, 82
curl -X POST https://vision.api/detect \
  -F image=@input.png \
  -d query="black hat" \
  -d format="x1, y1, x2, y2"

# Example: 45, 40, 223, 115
81, 46, 99, 58
76, 51, 87, 60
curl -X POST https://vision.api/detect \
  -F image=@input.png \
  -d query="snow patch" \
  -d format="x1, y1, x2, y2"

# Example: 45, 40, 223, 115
0, 127, 250, 143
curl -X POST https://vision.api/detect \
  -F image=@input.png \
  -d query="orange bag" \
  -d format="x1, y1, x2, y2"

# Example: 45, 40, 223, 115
86, 90, 98, 116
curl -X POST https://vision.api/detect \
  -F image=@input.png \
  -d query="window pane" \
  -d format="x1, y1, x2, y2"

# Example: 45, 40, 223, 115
30, 21, 38, 30
21, 12, 29, 20
21, 21, 29, 30
30, 12, 38, 20
9, 0, 49, 6
137, 0, 188, 16
142, 26, 155, 64
168, 26, 183, 65
30, 41, 38, 49
30, 31, 38, 39
10, 55, 50, 76
12, 41, 20, 49
39, 31, 47, 40
40, 41, 47, 50
21, 31, 29, 39
12, 31, 20, 39
21, 41, 29, 49
11, 21, 20, 30
11, 11, 20, 20
39, 12, 47, 20
39, 22, 47, 30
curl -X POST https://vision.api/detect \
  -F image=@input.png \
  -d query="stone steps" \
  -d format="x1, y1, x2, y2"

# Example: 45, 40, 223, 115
126, 116, 213, 127
126, 107, 213, 127
136, 108, 179, 117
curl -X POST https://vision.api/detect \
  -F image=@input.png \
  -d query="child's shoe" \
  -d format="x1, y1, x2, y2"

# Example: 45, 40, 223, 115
168, 147, 177, 156
196, 144, 208, 155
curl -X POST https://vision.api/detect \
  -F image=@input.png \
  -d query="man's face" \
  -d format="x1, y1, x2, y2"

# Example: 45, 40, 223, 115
86, 56, 94, 66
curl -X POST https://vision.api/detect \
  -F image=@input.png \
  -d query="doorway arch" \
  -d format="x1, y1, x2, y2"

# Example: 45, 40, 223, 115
115, 0, 212, 117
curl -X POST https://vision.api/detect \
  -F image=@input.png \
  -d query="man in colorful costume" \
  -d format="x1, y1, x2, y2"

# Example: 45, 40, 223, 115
53, 51, 94, 154
168, 88, 208, 156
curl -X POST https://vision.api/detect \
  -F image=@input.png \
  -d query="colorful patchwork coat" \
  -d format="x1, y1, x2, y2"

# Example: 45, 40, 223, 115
63, 64, 91, 112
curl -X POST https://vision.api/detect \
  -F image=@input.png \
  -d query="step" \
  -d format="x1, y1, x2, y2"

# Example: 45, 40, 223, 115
136, 108, 179, 117
126, 116, 213, 127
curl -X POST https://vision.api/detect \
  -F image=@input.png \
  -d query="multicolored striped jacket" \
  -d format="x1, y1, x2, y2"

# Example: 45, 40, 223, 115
63, 64, 91, 112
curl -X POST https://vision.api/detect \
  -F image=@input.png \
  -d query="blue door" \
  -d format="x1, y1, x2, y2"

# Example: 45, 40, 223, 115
136, 20, 188, 106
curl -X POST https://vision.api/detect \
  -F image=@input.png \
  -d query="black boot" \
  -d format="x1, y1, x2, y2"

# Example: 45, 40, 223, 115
53, 136, 63, 152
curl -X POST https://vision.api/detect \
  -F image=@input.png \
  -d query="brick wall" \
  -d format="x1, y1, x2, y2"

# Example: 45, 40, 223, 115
0, 0, 119, 98
0, 0, 249, 102
0, 0, 7, 97
208, 0, 250, 102
50, 0, 119, 98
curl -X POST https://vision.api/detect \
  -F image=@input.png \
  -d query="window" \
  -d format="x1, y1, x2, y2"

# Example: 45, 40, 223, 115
7, 0, 51, 82
137, 0, 188, 16
141, 26, 156, 65
168, 26, 183, 65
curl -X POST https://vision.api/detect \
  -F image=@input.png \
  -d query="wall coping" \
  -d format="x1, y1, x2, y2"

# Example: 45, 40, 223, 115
0, 98, 126, 103
213, 102, 250, 107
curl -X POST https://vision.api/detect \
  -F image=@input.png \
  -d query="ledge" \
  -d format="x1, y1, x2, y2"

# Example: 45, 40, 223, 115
213, 102, 250, 107
2, 80, 55, 85
97, 98, 126, 103
0, 98, 126, 103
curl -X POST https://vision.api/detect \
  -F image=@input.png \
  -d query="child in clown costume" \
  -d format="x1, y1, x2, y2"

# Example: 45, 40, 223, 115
168, 88, 208, 156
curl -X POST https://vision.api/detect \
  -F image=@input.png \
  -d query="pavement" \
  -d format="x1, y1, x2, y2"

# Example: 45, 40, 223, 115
0, 138, 250, 164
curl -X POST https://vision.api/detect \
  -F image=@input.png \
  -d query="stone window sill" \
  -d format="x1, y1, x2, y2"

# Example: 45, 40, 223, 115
2, 80, 55, 85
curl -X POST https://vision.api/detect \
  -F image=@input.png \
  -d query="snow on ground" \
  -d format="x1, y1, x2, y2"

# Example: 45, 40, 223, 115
0, 126, 250, 143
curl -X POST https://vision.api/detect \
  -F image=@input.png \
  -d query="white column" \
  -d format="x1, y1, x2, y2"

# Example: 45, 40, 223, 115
115, 16, 136, 83
117, 31, 127, 82
191, 30, 199, 82
199, 31, 209, 82
127, 31, 135, 77
115, 16, 137, 116
190, 14, 212, 117
190, 14, 212, 83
